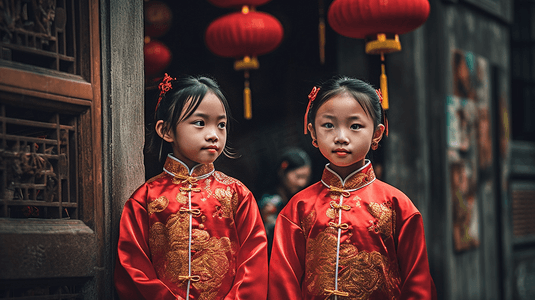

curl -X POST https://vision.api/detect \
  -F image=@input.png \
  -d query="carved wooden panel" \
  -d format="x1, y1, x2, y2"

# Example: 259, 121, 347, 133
0, 0, 79, 74
0, 0, 102, 297
0, 103, 78, 219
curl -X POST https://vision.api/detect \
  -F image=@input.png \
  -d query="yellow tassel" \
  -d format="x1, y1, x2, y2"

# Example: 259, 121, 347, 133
319, 19, 325, 65
380, 64, 389, 110
244, 86, 252, 120
318, 0, 325, 65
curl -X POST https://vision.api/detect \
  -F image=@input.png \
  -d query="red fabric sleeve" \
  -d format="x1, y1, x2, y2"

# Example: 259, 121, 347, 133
114, 198, 179, 300
224, 190, 269, 300
268, 214, 307, 300
397, 213, 437, 300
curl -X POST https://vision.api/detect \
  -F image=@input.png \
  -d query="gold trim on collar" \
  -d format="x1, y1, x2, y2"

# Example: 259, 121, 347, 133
163, 155, 214, 178
321, 162, 376, 191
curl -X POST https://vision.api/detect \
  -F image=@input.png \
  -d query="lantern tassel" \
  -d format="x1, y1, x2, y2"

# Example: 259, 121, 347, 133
244, 72, 252, 120
319, 19, 326, 65
319, 0, 325, 65
380, 61, 389, 111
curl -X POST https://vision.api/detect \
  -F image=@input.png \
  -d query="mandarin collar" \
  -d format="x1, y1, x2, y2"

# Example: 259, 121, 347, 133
321, 160, 376, 191
163, 154, 214, 179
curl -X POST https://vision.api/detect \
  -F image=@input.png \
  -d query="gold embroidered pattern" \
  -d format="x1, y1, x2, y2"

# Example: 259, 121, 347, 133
190, 230, 235, 300
191, 164, 214, 177
213, 187, 238, 220
213, 171, 239, 186
322, 164, 376, 190
149, 212, 235, 300
326, 207, 337, 219
148, 196, 169, 215
301, 210, 316, 238
164, 158, 188, 176
366, 201, 396, 239
343, 168, 375, 189
305, 230, 399, 299
163, 156, 214, 178
203, 179, 214, 198
354, 196, 362, 207
176, 191, 188, 204
305, 229, 338, 295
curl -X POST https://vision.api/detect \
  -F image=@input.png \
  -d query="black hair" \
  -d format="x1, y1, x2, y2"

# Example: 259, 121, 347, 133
278, 147, 311, 175
148, 75, 233, 160
306, 75, 383, 131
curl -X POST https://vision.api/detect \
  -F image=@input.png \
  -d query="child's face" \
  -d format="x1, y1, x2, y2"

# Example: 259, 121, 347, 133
158, 92, 227, 169
282, 165, 312, 196
308, 93, 383, 178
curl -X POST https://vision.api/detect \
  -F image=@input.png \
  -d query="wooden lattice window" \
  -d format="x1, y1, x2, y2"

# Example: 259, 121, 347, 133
0, 0, 103, 297
0, 103, 78, 219
512, 188, 535, 237
0, 0, 84, 75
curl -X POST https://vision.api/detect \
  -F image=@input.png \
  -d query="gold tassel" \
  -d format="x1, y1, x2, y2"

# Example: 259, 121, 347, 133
244, 72, 252, 119
380, 55, 389, 110
319, 0, 325, 65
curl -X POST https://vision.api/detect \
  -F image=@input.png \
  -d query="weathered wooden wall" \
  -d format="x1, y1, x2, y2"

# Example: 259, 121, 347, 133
100, 0, 145, 299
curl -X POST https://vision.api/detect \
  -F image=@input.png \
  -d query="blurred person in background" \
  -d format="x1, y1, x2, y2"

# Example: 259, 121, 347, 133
258, 147, 312, 258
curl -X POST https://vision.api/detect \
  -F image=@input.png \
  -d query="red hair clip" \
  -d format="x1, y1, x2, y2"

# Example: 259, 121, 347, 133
375, 89, 383, 104
304, 86, 320, 134
155, 73, 175, 113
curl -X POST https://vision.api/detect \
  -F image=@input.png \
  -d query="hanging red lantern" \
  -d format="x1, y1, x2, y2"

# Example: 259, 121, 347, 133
205, 11, 283, 58
207, 0, 271, 8
328, 0, 430, 110
205, 4, 284, 120
144, 1, 173, 38
144, 38, 172, 79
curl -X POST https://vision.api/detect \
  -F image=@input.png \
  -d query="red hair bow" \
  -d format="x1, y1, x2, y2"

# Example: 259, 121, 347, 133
304, 86, 320, 134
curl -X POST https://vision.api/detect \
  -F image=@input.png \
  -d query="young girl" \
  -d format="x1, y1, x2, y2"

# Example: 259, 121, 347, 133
268, 76, 436, 299
114, 74, 268, 300
259, 147, 312, 258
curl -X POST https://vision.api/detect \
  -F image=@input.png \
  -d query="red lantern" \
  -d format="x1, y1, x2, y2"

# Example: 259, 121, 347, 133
205, 5, 283, 119
144, 1, 173, 38
207, 0, 271, 8
205, 11, 283, 58
144, 38, 172, 79
328, 0, 430, 110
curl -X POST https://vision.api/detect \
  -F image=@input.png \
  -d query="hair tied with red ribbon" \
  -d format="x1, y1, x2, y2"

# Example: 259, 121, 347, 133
155, 73, 175, 113
375, 89, 389, 137
304, 86, 320, 134
375, 89, 383, 104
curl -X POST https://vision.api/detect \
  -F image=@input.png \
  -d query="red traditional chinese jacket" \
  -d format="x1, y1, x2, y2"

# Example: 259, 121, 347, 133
268, 161, 436, 300
115, 155, 268, 300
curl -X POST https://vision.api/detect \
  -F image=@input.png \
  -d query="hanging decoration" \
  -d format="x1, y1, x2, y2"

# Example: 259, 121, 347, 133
318, 0, 326, 65
327, 0, 430, 110
144, 38, 172, 79
143, 0, 173, 80
144, 0, 173, 38
205, 1, 284, 120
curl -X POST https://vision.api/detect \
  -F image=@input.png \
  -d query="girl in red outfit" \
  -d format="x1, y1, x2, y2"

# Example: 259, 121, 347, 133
268, 76, 436, 300
115, 74, 268, 300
